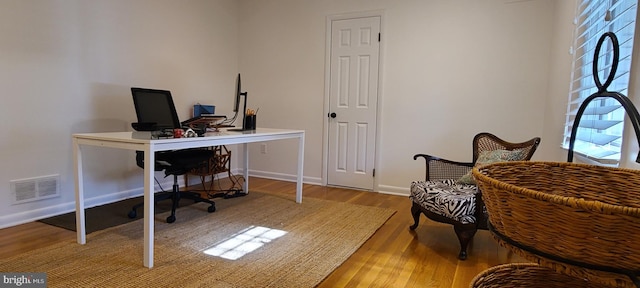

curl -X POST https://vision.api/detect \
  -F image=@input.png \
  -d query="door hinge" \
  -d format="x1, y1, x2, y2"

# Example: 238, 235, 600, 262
378, 33, 381, 42
373, 169, 375, 177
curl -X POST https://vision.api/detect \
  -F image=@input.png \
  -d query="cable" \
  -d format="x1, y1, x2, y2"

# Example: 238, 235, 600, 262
154, 177, 167, 192
218, 109, 239, 127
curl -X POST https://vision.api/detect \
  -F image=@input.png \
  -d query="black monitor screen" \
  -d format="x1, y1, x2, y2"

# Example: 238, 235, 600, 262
234, 73, 242, 112
131, 87, 181, 130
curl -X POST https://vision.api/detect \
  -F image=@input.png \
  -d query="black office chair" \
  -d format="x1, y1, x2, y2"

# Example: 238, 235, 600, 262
128, 87, 216, 223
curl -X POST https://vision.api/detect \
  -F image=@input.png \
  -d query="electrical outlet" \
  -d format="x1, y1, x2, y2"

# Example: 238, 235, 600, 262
260, 143, 268, 154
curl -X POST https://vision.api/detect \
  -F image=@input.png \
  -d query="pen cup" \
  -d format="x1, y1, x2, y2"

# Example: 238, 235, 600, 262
243, 115, 256, 130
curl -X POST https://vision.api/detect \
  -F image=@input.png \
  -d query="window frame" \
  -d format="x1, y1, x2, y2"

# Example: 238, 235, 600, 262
563, 0, 637, 166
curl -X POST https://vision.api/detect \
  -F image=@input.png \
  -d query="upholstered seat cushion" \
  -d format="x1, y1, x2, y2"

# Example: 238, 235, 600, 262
410, 179, 479, 224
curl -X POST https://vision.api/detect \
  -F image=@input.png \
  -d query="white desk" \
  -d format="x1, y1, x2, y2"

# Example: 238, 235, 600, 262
73, 128, 305, 268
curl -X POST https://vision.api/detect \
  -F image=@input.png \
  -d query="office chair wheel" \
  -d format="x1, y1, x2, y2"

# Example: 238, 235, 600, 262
166, 215, 176, 223
208, 204, 216, 213
128, 210, 137, 219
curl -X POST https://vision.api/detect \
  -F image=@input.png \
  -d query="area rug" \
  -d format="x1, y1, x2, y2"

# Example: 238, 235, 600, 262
1, 193, 395, 287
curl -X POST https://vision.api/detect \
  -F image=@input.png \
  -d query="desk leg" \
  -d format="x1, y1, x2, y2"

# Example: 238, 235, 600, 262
243, 143, 249, 193
296, 133, 304, 203
143, 147, 155, 268
73, 138, 86, 244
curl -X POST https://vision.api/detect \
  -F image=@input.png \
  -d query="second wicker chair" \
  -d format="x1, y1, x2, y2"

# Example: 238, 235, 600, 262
409, 132, 541, 260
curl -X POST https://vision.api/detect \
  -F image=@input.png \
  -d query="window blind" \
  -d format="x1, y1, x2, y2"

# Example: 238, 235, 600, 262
563, 0, 637, 166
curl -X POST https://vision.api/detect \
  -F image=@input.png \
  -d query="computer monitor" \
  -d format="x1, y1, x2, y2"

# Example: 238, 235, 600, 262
226, 73, 251, 130
131, 87, 181, 130
234, 73, 244, 113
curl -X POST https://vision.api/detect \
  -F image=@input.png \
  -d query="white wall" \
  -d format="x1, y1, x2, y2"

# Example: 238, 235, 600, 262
539, 0, 578, 163
0, 0, 590, 228
0, 0, 239, 227
238, 0, 558, 194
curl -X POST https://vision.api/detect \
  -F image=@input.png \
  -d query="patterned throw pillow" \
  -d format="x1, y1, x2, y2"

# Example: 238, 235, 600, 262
456, 149, 526, 185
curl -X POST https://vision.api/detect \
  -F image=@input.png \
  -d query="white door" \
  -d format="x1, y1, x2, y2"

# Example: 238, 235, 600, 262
327, 16, 380, 190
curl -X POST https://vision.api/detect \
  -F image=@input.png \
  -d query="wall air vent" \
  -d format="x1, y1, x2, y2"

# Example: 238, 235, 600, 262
10, 174, 61, 205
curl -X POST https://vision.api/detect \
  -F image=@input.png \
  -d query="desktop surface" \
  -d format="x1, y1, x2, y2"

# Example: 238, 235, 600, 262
73, 128, 304, 142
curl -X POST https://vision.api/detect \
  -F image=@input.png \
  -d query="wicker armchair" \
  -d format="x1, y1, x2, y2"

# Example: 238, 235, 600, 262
409, 132, 541, 260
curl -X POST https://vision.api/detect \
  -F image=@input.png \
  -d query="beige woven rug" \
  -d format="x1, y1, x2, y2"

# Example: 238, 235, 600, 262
1, 193, 394, 287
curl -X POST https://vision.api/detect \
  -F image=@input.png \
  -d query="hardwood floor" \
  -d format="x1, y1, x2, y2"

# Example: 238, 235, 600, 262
0, 177, 524, 287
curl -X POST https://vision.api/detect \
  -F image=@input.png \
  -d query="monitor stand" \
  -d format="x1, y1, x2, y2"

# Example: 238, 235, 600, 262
227, 91, 254, 131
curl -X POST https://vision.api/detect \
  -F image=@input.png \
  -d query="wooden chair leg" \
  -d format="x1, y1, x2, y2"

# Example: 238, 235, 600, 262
409, 202, 421, 230
453, 224, 477, 260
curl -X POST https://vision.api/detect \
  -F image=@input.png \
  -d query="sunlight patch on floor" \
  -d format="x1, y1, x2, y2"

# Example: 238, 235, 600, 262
203, 226, 287, 260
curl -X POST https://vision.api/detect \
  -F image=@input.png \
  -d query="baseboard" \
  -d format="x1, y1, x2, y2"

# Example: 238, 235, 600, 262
246, 169, 322, 186
0, 179, 175, 230
248, 169, 408, 196
376, 184, 410, 196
